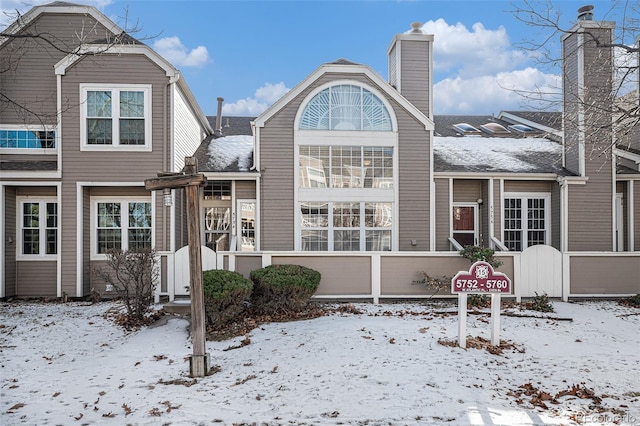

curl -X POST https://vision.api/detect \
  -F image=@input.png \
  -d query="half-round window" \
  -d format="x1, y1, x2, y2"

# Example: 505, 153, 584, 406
299, 84, 392, 131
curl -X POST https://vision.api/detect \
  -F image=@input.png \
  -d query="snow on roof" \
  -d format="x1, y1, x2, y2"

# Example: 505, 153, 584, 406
434, 136, 563, 173
206, 135, 253, 171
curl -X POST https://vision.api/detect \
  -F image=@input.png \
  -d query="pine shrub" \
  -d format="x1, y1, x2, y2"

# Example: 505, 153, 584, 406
249, 264, 321, 315
203, 270, 253, 328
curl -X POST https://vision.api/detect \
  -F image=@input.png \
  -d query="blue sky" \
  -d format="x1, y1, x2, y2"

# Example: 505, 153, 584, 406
2, 1, 636, 117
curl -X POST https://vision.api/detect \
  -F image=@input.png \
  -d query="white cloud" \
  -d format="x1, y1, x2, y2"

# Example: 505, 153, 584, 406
153, 36, 209, 68
223, 82, 290, 116
434, 67, 562, 114
416, 19, 529, 78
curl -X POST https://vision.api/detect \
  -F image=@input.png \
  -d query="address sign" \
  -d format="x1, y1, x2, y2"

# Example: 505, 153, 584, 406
451, 261, 512, 294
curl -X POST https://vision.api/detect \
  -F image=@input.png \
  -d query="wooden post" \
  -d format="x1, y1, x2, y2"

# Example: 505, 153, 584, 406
145, 157, 209, 377
184, 182, 208, 377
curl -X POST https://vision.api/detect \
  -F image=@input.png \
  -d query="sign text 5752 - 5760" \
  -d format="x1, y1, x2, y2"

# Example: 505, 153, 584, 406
451, 261, 512, 294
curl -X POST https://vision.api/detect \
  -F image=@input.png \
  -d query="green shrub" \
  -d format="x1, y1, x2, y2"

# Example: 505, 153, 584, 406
467, 294, 490, 309
202, 270, 253, 328
620, 294, 640, 308
459, 245, 503, 268
249, 264, 321, 315
525, 292, 554, 313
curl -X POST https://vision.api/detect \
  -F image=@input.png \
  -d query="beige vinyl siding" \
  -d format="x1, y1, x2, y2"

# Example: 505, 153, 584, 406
563, 31, 581, 175
568, 177, 613, 251
380, 255, 515, 296
233, 255, 263, 280
492, 179, 502, 244
434, 178, 450, 251
16, 186, 57, 197
397, 112, 430, 251
58, 53, 170, 295
381, 256, 468, 296
453, 179, 481, 202
635, 183, 640, 251
0, 154, 56, 163
0, 13, 112, 125
173, 85, 206, 172
235, 180, 256, 199
260, 72, 431, 251
503, 181, 551, 193
388, 43, 398, 89
3, 187, 17, 297
397, 40, 431, 118
551, 183, 561, 249
17, 261, 57, 297
273, 256, 371, 296
570, 256, 640, 294
82, 187, 91, 295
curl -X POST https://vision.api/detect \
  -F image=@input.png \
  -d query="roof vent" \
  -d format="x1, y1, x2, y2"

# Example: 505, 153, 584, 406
577, 5, 594, 21
410, 22, 422, 34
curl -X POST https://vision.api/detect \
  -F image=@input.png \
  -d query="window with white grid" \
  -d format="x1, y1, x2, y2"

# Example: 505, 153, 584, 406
299, 84, 392, 131
503, 194, 549, 251
300, 202, 392, 251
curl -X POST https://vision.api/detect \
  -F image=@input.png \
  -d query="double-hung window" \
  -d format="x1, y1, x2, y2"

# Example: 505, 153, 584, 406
92, 199, 153, 257
81, 84, 151, 150
503, 193, 550, 251
18, 198, 58, 258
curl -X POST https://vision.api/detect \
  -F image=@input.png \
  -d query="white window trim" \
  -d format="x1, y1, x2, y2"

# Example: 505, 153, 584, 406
90, 197, 154, 260
293, 80, 399, 132
1, 125, 57, 154
502, 192, 551, 249
297, 201, 393, 252
16, 197, 58, 261
80, 84, 152, 152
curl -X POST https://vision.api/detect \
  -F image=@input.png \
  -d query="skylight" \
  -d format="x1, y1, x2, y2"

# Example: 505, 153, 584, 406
452, 123, 481, 134
480, 122, 510, 135
509, 124, 535, 133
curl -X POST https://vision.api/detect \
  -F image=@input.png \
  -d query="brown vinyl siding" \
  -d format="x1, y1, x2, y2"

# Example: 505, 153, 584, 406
453, 179, 481, 202
568, 177, 614, 251
3, 188, 17, 297
16, 187, 57, 196
234, 256, 263, 280
635, 183, 640, 251
551, 183, 561, 249
82, 187, 90, 295
17, 262, 57, 297
235, 180, 256, 199
397, 114, 431, 251
380, 255, 515, 296
381, 256, 468, 296
563, 31, 581, 175
0, 154, 56, 163
503, 181, 551, 193
58, 53, 170, 295
0, 13, 112, 125
570, 256, 640, 294
272, 256, 371, 295
434, 178, 450, 251
492, 179, 502, 244
397, 40, 431, 118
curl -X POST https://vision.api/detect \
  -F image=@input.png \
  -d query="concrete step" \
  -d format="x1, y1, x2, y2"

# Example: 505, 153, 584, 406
163, 298, 191, 315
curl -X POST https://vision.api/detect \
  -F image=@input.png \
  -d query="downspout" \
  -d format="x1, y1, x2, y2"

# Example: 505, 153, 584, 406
163, 81, 168, 251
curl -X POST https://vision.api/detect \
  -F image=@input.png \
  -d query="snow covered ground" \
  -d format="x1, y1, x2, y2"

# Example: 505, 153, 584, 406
1, 299, 638, 425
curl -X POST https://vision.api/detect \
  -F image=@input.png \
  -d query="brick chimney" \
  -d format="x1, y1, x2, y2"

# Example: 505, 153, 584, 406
387, 22, 434, 120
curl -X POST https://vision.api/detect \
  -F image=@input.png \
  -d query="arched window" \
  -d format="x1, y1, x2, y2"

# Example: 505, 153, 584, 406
299, 84, 392, 131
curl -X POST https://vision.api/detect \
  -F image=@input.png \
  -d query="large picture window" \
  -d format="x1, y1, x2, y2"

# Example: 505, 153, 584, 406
93, 199, 152, 256
81, 85, 151, 150
299, 145, 394, 189
18, 199, 57, 258
300, 202, 392, 251
503, 194, 549, 251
